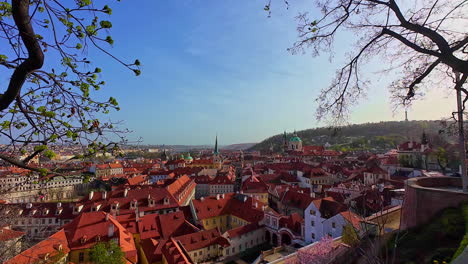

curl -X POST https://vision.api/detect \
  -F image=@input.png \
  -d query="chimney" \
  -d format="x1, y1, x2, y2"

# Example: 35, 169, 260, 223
200, 197, 205, 201
105, 213, 110, 221
89, 191, 94, 200
221, 193, 225, 199
26, 203, 32, 209
216, 194, 220, 200
108, 223, 114, 237
102, 191, 107, 199
124, 188, 129, 197
310, 192, 316, 198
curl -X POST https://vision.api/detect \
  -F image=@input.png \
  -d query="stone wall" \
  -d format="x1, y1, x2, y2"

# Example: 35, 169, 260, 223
401, 177, 468, 229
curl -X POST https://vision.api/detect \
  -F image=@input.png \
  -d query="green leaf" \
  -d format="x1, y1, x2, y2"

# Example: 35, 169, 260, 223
103, 5, 112, 15
76, 43, 82, 50
34, 145, 48, 152
43, 150, 56, 159
99, 20, 112, 29
105, 36, 114, 45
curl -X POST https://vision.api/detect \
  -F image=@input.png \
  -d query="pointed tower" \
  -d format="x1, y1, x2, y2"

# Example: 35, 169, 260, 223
214, 135, 219, 155
283, 131, 288, 153
161, 147, 168, 161
213, 135, 221, 164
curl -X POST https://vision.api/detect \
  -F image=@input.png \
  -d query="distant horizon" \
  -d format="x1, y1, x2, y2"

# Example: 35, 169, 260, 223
132, 119, 443, 146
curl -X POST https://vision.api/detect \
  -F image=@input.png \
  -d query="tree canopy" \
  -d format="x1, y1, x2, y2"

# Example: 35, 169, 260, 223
0, 0, 140, 173
89, 240, 125, 264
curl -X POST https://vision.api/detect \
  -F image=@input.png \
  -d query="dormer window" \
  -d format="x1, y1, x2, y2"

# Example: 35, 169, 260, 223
163, 196, 170, 205
148, 196, 155, 207
111, 202, 119, 211
130, 200, 138, 209
55, 208, 63, 215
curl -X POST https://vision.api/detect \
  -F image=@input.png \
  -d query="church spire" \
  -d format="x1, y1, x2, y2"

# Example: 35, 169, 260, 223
214, 135, 219, 155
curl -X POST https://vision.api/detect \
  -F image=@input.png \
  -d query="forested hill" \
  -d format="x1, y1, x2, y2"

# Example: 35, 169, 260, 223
250, 120, 449, 153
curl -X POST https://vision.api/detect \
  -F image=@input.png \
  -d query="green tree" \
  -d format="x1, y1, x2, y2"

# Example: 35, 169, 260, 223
0, 0, 140, 173
342, 224, 360, 247
436, 147, 449, 172
89, 240, 125, 264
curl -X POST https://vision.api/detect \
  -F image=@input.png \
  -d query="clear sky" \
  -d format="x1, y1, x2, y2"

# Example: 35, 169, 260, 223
86, 0, 457, 145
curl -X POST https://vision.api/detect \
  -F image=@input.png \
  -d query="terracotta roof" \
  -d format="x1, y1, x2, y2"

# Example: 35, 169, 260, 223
242, 175, 269, 193
192, 193, 265, 223
226, 222, 261, 238
340, 211, 363, 230
63, 211, 138, 263
161, 237, 193, 264
312, 197, 347, 219
280, 189, 314, 210
5, 229, 70, 264
174, 228, 230, 251
0, 227, 24, 241
137, 211, 199, 240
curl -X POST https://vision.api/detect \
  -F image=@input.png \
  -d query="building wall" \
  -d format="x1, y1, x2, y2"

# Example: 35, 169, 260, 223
401, 177, 468, 230
244, 192, 268, 204
208, 184, 234, 196
201, 215, 229, 233
304, 203, 348, 243
223, 228, 265, 257
188, 244, 223, 263
196, 183, 209, 198
69, 249, 90, 264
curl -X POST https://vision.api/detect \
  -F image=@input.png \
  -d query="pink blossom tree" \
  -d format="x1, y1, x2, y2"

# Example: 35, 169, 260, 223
286, 236, 334, 264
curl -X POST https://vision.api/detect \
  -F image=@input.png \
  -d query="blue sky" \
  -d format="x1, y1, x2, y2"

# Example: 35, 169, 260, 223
83, 0, 457, 145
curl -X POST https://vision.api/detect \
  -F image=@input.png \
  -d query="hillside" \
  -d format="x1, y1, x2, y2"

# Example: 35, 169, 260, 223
250, 120, 451, 153
221, 143, 256, 151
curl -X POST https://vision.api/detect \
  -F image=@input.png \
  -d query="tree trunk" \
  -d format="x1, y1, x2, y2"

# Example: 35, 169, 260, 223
455, 72, 468, 192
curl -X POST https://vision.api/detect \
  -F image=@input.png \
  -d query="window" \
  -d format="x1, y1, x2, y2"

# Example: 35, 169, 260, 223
311, 220, 315, 226
328, 233, 332, 237
49, 219, 52, 224
311, 233, 315, 239
194, 252, 197, 257
79, 252, 85, 262
310, 209, 316, 216
332, 222, 336, 228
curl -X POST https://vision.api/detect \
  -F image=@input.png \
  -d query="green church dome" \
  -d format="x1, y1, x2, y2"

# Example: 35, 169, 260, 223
185, 153, 193, 160
290, 136, 302, 142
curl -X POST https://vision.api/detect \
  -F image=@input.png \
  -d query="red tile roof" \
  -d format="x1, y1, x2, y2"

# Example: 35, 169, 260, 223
5, 229, 70, 264
63, 211, 138, 263
174, 228, 230, 251
280, 189, 315, 210
0, 227, 24, 241
225, 222, 261, 238
161, 238, 193, 264
192, 193, 265, 223
340, 211, 363, 230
